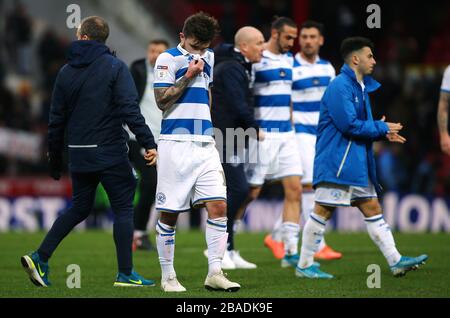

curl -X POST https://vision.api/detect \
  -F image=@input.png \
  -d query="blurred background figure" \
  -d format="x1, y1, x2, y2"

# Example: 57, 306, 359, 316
4, 1, 32, 74
128, 39, 170, 252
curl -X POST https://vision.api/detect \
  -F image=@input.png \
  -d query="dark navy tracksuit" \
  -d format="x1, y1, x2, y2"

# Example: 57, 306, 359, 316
39, 41, 156, 275
211, 44, 260, 251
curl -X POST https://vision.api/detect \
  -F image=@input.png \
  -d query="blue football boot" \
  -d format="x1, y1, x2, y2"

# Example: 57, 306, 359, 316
114, 270, 156, 287
21, 251, 51, 287
295, 265, 334, 279
282, 254, 320, 268
390, 255, 428, 277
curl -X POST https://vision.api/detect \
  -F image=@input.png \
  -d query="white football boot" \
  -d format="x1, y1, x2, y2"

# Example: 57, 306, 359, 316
161, 273, 186, 292
229, 250, 257, 269
204, 270, 240, 292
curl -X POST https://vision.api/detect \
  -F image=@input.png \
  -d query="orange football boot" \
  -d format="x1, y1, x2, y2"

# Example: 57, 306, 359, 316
264, 234, 285, 259
314, 245, 342, 260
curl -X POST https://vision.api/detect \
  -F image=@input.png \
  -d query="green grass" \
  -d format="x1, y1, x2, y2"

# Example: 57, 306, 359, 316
0, 231, 448, 298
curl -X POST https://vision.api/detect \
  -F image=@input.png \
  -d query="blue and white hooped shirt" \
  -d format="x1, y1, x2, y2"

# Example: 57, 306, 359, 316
252, 50, 294, 136
153, 44, 214, 143
292, 53, 335, 136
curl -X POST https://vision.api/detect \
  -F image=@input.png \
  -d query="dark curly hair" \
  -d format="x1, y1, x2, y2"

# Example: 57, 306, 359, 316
182, 11, 220, 44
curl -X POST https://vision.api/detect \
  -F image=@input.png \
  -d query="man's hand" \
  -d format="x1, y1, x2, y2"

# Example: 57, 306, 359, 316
258, 129, 266, 141
381, 115, 403, 134
144, 149, 158, 166
386, 132, 406, 144
154, 57, 204, 112
185, 57, 204, 79
47, 152, 62, 180
440, 133, 450, 155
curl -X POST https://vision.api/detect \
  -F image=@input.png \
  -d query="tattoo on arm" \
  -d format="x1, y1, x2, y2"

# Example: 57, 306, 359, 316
438, 92, 449, 134
154, 76, 193, 111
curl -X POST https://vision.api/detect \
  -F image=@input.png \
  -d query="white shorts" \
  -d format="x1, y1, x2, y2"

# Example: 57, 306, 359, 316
155, 140, 226, 212
295, 133, 316, 185
315, 182, 378, 207
245, 132, 303, 186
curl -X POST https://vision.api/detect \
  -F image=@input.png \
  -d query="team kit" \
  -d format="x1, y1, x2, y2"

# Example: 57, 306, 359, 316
21, 13, 428, 293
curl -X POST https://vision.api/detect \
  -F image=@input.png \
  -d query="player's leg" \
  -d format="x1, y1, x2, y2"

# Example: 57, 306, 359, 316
295, 202, 335, 279
101, 161, 155, 287
203, 200, 240, 292
354, 193, 428, 277
279, 175, 302, 267
221, 162, 256, 269
303, 183, 342, 261
296, 182, 353, 279
195, 143, 240, 291
154, 140, 193, 292
296, 133, 342, 260
155, 211, 184, 290
129, 140, 157, 251
264, 210, 285, 259
21, 170, 99, 287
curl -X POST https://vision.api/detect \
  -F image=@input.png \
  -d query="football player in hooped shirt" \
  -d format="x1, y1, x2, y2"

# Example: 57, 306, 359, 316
152, 12, 240, 293
238, 17, 304, 269
265, 20, 343, 262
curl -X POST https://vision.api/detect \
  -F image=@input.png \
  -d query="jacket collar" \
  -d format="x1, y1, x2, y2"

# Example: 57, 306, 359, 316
233, 48, 252, 73
341, 63, 381, 93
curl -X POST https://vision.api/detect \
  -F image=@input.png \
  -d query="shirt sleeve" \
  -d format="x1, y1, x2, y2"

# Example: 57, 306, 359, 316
153, 52, 176, 88
441, 65, 450, 93
208, 52, 214, 87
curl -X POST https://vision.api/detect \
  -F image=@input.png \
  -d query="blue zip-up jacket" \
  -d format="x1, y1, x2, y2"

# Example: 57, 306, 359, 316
313, 63, 389, 193
48, 40, 156, 172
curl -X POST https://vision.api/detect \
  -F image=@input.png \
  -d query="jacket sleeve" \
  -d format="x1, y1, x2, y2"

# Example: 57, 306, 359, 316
48, 69, 67, 155
220, 64, 259, 131
327, 82, 388, 139
114, 61, 157, 149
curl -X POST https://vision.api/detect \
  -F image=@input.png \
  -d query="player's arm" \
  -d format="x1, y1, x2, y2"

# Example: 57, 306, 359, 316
328, 83, 402, 139
154, 58, 204, 111
438, 90, 450, 155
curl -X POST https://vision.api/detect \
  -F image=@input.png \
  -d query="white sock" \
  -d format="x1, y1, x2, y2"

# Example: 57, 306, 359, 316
365, 215, 401, 267
206, 217, 228, 276
302, 192, 326, 250
272, 213, 283, 242
155, 220, 176, 280
281, 222, 300, 256
298, 212, 326, 268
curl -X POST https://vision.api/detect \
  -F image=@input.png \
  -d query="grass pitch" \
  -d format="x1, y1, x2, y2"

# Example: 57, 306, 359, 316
0, 231, 448, 298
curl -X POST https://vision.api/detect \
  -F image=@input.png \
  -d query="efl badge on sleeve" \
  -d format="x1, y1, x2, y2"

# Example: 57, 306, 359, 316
157, 65, 169, 80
